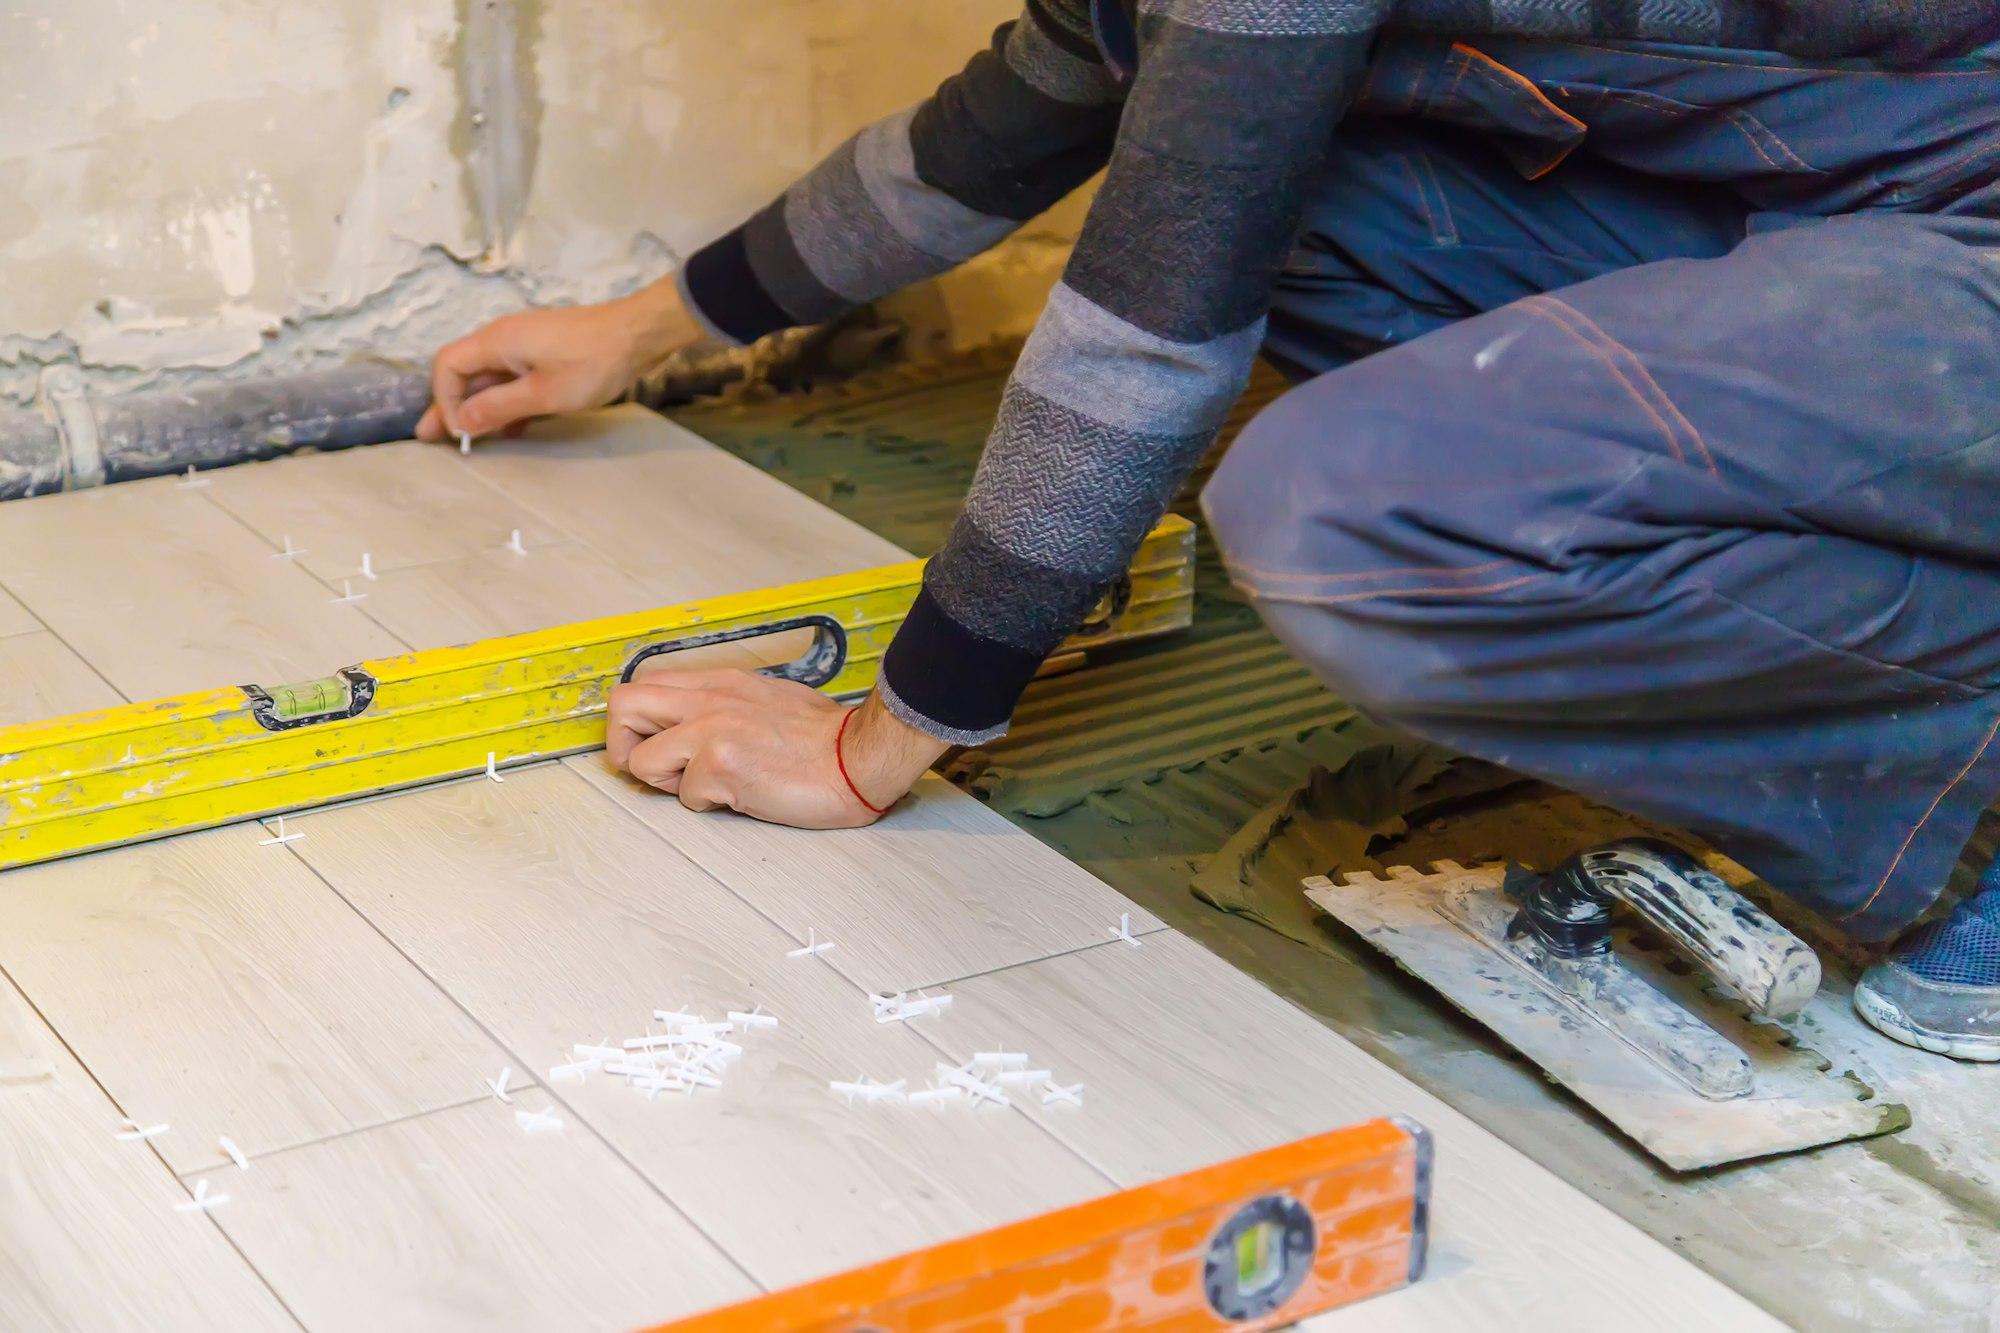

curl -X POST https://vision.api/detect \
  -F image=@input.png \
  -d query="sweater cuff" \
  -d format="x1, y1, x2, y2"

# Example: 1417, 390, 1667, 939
876, 587, 1043, 745
679, 222, 796, 346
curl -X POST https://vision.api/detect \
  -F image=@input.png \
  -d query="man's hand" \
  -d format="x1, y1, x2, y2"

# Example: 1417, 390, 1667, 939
605, 672, 947, 828
415, 278, 705, 443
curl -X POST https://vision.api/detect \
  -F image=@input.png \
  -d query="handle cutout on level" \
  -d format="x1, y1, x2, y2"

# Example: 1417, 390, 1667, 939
241, 667, 378, 732
1071, 572, 1133, 640
621, 615, 848, 688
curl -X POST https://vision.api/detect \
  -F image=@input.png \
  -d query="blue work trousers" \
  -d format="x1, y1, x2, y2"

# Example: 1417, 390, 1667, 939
1205, 36, 2000, 939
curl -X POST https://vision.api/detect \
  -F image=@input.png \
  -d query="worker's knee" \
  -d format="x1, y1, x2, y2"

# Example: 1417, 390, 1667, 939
1258, 594, 1466, 722
1201, 373, 1437, 583
1202, 371, 1559, 723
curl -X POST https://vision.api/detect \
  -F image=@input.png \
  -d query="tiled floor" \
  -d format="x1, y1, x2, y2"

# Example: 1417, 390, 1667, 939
0, 407, 1770, 1330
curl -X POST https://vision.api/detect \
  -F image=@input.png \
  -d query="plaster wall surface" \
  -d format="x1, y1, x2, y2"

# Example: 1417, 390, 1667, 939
0, 1, 1084, 404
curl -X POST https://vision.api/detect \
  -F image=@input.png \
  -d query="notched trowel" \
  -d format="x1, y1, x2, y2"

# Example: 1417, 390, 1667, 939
1305, 839, 1909, 1171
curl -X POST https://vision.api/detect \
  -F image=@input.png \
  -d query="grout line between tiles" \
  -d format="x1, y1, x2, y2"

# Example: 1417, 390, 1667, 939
904, 924, 1176, 995
0, 575, 134, 705
273, 832, 767, 1294
195, 490, 419, 653
0, 963, 310, 1331
177, 1090, 505, 1177
559, 762, 1124, 1193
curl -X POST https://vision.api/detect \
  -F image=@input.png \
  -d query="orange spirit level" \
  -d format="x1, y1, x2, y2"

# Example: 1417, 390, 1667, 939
653, 1116, 1430, 1332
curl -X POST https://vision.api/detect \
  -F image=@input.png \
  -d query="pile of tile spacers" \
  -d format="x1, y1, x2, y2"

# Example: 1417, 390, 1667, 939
870, 989, 953, 1023
830, 1050, 1083, 1111
549, 1006, 779, 1101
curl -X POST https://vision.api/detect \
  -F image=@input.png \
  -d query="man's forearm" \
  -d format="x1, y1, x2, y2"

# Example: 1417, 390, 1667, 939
614, 275, 709, 369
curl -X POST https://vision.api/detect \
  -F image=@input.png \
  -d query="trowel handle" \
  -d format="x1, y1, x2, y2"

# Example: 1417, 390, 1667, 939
1523, 840, 1822, 1021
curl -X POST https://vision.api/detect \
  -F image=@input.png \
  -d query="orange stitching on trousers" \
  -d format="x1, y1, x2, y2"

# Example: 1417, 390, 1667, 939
1224, 557, 1513, 585
1586, 87, 1816, 176
1842, 709, 2000, 921
1532, 41, 1993, 78
1517, 299, 1685, 466
1237, 572, 1545, 606
1449, 43, 1588, 132
1533, 296, 1720, 476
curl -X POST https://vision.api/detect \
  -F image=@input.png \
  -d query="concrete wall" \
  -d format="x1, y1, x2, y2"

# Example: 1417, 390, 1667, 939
0, 1, 1087, 406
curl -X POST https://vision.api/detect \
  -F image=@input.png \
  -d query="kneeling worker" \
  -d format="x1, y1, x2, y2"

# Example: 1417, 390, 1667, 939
420, 3, 2000, 1059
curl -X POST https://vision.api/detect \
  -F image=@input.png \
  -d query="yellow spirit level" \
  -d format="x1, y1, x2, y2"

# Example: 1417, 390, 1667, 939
0, 518, 1193, 870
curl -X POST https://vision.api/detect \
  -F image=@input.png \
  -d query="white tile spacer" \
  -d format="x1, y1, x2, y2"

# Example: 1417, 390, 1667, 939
458, 429, 473, 456
504, 528, 527, 556
829, 1076, 907, 1105
571, 1043, 624, 1061
786, 928, 835, 959
271, 534, 306, 560
995, 1069, 1052, 1088
485, 1066, 514, 1104
258, 814, 303, 847
652, 1009, 701, 1030
330, 578, 367, 604
218, 1136, 251, 1171
937, 1066, 1010, 1108
547, 1060, 595, 1083
908, 1085, 964, 1107
116, 1117, 170, 1141
1108, 912, 1143, 948
176, 464, 209, 489
902, 992, 952, 1019
484, 752, 505, 783
621, 1035, 681, 1052
175, 1177, 229, 1213
357, 552, 378, 581
969, 1051, 1029, 1070
727, 1009, 779, 1031
515, 1106, 564, 1135
1041, 1082, 1085, 1109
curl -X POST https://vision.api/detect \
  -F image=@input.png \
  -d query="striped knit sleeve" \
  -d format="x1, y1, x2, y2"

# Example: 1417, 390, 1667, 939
676, 3, 1125, 345
877, 0, 1384, 744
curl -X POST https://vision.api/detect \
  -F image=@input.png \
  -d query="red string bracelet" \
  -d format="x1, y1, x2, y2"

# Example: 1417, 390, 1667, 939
835, 707, 893, 815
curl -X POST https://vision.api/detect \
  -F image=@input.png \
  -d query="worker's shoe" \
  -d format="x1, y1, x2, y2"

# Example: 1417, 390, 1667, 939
1854, 888, 2000, 1061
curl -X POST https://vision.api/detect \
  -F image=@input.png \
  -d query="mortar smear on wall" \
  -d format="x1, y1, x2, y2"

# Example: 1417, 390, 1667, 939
0, 0, 1083, 406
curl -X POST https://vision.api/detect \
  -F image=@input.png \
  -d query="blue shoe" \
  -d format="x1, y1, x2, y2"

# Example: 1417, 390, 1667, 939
1854, 888, 2000, 1061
